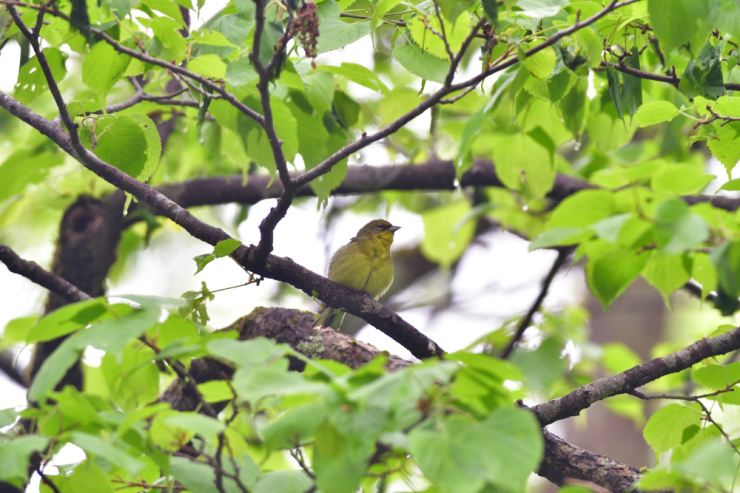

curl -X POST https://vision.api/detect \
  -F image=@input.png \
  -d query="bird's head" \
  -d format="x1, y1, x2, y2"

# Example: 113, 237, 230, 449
356, 219, 401, 247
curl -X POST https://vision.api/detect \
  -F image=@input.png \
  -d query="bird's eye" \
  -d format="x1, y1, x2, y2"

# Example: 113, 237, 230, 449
377, 224, 385, 230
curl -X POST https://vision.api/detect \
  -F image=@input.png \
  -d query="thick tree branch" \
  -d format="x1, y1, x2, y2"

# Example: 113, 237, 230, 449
532, 325, 740, 426
0, 244, 91, 303
0, 90, 443, 359
539, 429, 642, 491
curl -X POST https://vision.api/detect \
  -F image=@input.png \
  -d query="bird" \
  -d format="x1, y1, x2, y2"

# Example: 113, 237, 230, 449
313, 219, 401, 329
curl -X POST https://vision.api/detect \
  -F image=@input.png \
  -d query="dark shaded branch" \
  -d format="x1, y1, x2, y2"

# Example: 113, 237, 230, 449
0, 243, 91, 303
532, 324, 740, 426
161, 307, 411, 412
0, 90, 443, 360
538, 429, 642, 491
500, 248, 570, 359
603, 60, 740, 92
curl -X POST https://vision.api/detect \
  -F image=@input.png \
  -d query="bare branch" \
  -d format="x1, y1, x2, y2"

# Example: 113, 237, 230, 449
500, 249, 570, 359
0, 243, 91, 303
532, 324, 740, 426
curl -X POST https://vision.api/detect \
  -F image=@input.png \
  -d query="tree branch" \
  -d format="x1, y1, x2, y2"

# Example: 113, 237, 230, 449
0, 244, 91, 303
531, 325, 740, 426
538, 429, 641, 490
0, 90, 444, 359
500, 249, 570, 359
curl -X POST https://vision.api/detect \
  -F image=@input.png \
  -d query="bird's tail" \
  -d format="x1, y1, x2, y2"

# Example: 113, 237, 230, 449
312, 306, 346, 330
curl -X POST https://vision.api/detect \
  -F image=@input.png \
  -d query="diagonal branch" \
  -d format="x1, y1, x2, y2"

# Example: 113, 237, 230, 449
532, 324, 740, 426
0, 89, 444, 359
291, 0, 636, 192
0, 244, 91, 303
500, 249, 571, 359
247, 0, 296, 263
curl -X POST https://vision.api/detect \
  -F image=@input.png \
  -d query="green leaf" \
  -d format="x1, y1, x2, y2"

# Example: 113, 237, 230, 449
190, 29, 236, 47
606, 65, 623, 120
150, 17, 187, 63
653, 198, 710, 254
82, 42, 131, 97
54, 461, 115, 493
547, 190, 617, 229
420, 201, 476, 269
213, 238, 241, 257
313, 420, 375, 493
208, 337, 286, 367
707, 122, 740, 177
142, 0, 185, 25
437, 0, 475, 24
0, 436, 49, 484
261, 403, 327, 450
651, 164, 714, 194
481, 0, 498, 25
164, 413, 226, 441
170, 457, 221, 493
128, 113, 162, 182
14, 48, 68, 105
529, 227, 590, 251
648, 0, 696, 52
319, 63, 389, 95
392, 44, 451, 84
693, 362, 740, 391
634, 100, 679, 126
371, 0, 403, 29
408, 14, 468, 60
620, 47, 642, 121
643, 403, 701, 454
304, 72, 336, 115
587, 249, 651, 307
642, 253, 692, 303
253, 471, 313, 493
679, 42, 725, 100
317, 0, 371, 54
233, 362, 326, 402
692, 253, 718, 299
188, 54, 228, 79
491, 131, 554, 198
101, 343, 159, 411
456, 109, 483, 178
71, 432, 145, 474
524, 47, 556, 80
226, 58, 258, 87
0, 150, 65, 203
2, 316, 36, 345
27, 298, 107, 343
94, 116, 148, 179
409, 409, 542, 493
711, 240, 740, 298
194, 253, 216, 274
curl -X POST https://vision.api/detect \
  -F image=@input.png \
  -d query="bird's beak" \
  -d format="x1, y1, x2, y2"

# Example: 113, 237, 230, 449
389, 225, 401, 232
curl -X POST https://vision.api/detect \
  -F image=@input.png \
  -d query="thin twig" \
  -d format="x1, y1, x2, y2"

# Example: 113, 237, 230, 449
629, 387, 735, 402
500, 249, 570, 359
36, 466, 61, 493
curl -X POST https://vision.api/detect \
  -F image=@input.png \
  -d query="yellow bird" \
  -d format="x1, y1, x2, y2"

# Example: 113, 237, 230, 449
313, 219, 401, 329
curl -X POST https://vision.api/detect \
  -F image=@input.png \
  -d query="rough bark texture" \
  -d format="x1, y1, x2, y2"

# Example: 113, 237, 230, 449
539, 429, 643, 492
533, 324, 740, 426
29, 196, 123, 391
160, 307, 411, 411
